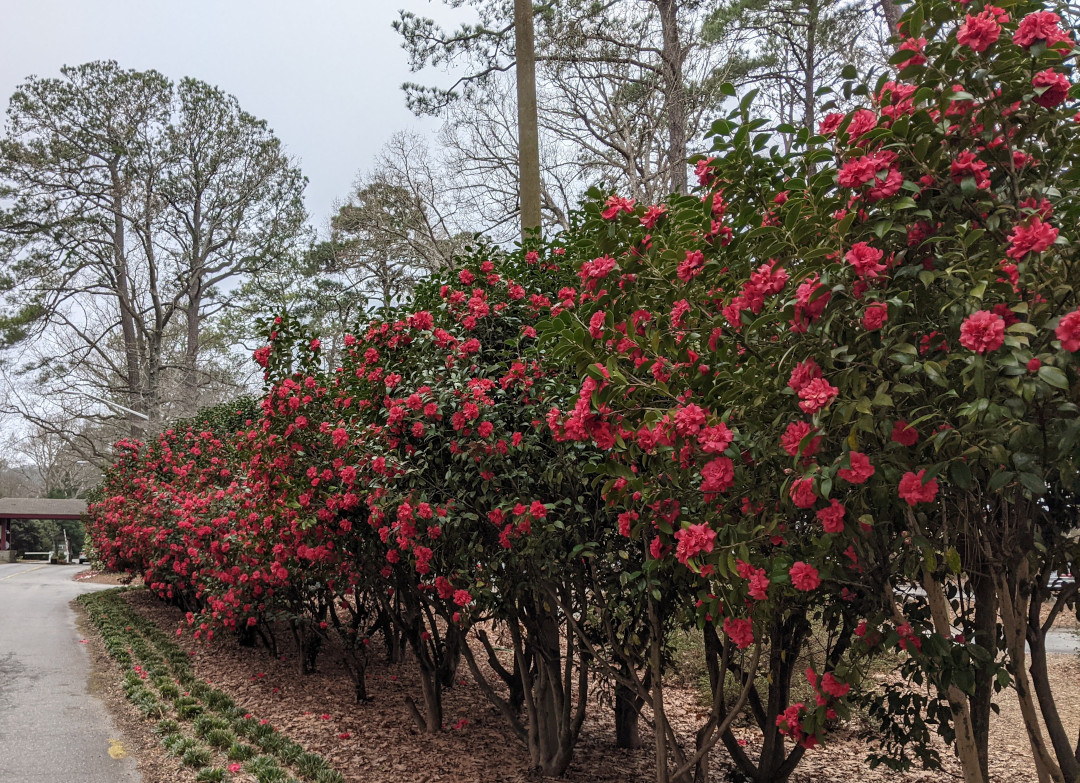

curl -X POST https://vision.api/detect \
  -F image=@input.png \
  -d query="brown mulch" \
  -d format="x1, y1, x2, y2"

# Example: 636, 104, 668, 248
99, 590, 1080, 783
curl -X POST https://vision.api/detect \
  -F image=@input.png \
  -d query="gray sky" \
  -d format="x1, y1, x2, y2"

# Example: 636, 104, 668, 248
0, 0, 458, 224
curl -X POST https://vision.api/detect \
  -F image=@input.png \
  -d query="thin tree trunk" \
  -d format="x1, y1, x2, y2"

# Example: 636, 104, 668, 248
970, 568, 997, 781
514, 0, 542, 238
656, 0, 688, 194
997, 566, 1065, 783
923, 565, 991, 783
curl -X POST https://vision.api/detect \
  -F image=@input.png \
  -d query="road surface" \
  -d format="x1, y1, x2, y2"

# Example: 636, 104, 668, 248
0, 562, 140, 783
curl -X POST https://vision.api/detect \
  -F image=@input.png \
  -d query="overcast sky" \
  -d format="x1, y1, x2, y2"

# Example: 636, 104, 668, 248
0, 0, 463, 225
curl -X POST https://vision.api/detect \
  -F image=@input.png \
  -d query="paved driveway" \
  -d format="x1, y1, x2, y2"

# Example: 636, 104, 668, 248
0, 562, 140, 782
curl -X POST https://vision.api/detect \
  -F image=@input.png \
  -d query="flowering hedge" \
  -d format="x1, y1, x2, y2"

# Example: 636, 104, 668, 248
543, 0, 1080, 780
89, 0, 1080, 781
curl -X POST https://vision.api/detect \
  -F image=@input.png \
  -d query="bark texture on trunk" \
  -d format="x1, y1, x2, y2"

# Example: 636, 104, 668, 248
656, 0, 688, 195
514, 0, 543, 238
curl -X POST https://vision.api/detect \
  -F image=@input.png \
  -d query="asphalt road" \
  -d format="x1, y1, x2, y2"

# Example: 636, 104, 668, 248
0, 562, 140, 783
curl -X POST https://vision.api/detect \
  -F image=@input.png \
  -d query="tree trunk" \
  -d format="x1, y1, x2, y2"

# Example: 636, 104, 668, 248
996, 567, 1066, 783
649, 592, 670, 783
656, 0, 688, 194
615, 681, 643, 749
970, 568, 997, 781
183, 292, 201, 414
803, 0, 818, 134
109, 165, 145, 439
514, 0, 542, 238
880, 0, 903, 38
923, 564, 990, 783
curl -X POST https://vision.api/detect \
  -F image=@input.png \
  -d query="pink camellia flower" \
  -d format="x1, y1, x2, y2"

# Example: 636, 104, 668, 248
588, 310, 605, 339
228, 763, 242, 773
1057, 310, 1080, 351
674, 523, 716, 564
959, 310, 1006, 353
781, 420, 821, 458
1032, 69, 1071, 108
724, 616, 755, 649
956, 6, 1009, 52
453, 589, 473, 607
790, 561, 821, 591
892, 420, 919, 446
838, 451, 875, 484
951, 150, 990, 189
1013, 11, 1072, 49
1007, 216, 1059, 259
698, 423, 734, 454
674, 404, 708, 437
789, 477, 818, 509
897, 37, 928, 68
816, 499, 846, 533
899, 470, 939, 505
818, 112, 845, 135
820, 672, 851, 698
1027, 357, 1042, 372
862, 302, 888, 331
701, 456, 735, 495
845, 242, 887, 279
788, 357, 823, 393
798, 377, 839, 414
677, 250, 706, 282
846, 109, 879, 139
601, 195, 636, 219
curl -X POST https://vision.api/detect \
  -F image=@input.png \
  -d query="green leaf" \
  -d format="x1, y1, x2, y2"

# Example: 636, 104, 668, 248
1038, 365, 1069, 389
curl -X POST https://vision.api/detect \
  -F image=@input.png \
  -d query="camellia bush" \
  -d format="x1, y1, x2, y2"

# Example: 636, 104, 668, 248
89, 0, 1080, 781
544, 0, 1080, 781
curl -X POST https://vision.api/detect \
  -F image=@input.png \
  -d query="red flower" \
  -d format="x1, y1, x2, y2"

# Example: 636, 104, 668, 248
698, 423, 734, 454
1027, 357, 1042, 372
701, 457, 735, 495
1057, 310, 1080, 351
789, 477, 817, 509
677, 250, 706, 282
950, 150, 990, 190
897, 37, 927, 68
1032, 69, 1071, 108
891, 420, 918, 446
601, 195, 636, 219
820, 672, 850, 698
898, 470, 939, 505
956, 6, 1008, 52
862, 302, 888, 331
781, 421, 820, 458
674, 523, 716, 564
253, 345, 272, 367
1007, 216, 1059, 260
816, 499, 845, 534
844, 242, 887, 279
453, 589, 473, 607
724, 616, 755, 649
797, 377, 839, 414
1014, 12, 1072, 49
788, 358, 823, 393
959, 310, 1006, 353
790, 562, 821, 591
838, 451, 875, 484
674, 404, 707, 437
641, 204, 667, 228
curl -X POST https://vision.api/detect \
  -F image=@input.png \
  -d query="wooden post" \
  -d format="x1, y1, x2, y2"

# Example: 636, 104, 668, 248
0, 518, 8, 550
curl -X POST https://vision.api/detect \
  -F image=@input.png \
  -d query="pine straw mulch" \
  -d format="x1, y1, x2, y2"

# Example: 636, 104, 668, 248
103, 588, 1080, 783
